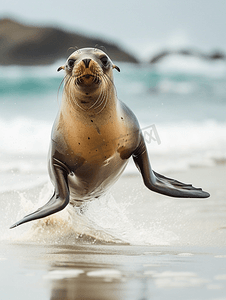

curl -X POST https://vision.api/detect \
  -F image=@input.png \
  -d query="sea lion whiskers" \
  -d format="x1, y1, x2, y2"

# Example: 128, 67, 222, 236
93, 87, 106, 111
64, 74, 101, 112
104, 72, 117, 94
93, 69, 101, 85
90, 74, 109, 111
63, 74, 74, 102
73, 69, 83, 85
57, 74, 68, 104
75, 69, 111, 113
95, 91, 108, 115
73, 78, 89, 111
88, 85, 105, 110
64, 75, 88, 111
92, 72, 116, 114
94, 88, 109, 114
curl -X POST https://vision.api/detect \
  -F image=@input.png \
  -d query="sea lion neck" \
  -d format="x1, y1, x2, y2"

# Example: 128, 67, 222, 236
61, 85, 119, 125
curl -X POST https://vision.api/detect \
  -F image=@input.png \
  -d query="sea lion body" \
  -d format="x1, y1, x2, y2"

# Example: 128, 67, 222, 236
10, 48, 209, 229
49, 99, 139, 206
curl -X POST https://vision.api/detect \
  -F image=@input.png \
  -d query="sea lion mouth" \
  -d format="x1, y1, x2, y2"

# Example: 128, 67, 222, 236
84, 74, 91, 79
76, 74, 101, 85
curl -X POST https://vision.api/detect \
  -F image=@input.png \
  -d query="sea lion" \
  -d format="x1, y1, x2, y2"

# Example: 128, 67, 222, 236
10, 48, 209, 229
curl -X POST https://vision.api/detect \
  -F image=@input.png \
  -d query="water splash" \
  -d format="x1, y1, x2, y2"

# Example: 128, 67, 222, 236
2, 182, 178, 246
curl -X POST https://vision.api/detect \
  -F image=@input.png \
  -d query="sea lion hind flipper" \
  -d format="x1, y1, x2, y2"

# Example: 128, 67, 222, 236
133, 138, 210, 199
10, 163, 70, 229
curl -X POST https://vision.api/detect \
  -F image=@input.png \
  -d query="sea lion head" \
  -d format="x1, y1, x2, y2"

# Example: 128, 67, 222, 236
58, 48, 120, 113
58, 48, 120, 92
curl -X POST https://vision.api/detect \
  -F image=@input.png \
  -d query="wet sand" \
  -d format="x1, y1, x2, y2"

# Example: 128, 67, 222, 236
0, 165, 226, 299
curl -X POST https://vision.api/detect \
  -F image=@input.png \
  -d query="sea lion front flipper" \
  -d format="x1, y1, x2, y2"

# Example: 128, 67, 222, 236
132, 137, 210, 198
10, 161, 70, 229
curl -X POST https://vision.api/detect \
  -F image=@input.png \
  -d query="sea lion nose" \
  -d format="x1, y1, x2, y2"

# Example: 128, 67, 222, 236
82, 59, 91, 68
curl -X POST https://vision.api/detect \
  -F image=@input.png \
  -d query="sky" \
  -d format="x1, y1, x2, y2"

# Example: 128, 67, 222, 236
1, 0, 226, 60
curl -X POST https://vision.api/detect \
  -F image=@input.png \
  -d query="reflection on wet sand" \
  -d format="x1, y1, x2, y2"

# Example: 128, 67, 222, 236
38, 244, 226, 300
1, 241, 226, 300
45, 245, 143, 300
49, 272, 125, 300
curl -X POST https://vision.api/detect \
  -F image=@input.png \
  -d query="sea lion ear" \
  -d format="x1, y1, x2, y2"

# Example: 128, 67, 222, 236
57, 65, 65, 72
112, 64, 120, 72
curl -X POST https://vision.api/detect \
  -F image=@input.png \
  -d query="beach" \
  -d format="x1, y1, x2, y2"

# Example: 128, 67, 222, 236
0, 165, 226, 300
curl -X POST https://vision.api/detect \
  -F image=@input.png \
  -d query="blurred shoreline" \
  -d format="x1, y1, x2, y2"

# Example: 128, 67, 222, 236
0, 18, 138, 66
1, 18, 226, 66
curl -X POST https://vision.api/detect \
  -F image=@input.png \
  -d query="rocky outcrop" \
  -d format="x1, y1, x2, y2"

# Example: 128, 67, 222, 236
0, 18, 139, 65
149, 49, 226, 64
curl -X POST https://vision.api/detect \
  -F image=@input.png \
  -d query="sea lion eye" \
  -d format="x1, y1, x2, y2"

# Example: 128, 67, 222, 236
67, 59, 76, 69
100, 56, 108, 66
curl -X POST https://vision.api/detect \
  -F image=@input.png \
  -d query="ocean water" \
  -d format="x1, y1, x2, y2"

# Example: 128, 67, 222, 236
0, 55, 226, 300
